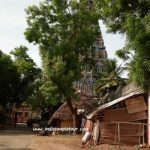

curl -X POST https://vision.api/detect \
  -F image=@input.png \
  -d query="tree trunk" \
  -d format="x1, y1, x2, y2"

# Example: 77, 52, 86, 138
48, 99, 77, 128
67, 99, 77, 134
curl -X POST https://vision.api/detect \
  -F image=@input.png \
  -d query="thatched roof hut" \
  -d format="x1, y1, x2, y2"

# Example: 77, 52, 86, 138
49, 94, 99, 126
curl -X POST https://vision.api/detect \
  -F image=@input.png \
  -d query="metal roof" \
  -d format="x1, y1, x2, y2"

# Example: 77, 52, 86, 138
87, 89, 145, 119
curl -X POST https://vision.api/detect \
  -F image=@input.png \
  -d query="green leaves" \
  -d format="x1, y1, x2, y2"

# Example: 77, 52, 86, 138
96, 0, 150, 90
26, 75, 63, 109
10, 45, 41, 103
95, 59, 125, 96
25, 0, 100, 105
10, 46, 38, 75
0, 51, 19, 106
128, 55, 150, 90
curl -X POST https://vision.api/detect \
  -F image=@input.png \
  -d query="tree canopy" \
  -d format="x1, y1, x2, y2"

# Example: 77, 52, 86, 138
10, 45, 41, 103
25, 0, 100, 116
95, 0, 150, 90
95, 59, 125, 96
0, 50, 19, 106
26, 74, 62, 110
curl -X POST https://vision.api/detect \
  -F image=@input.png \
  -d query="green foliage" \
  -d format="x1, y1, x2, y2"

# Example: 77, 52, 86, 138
95, 59, 125, 95
0, 50, 19, 106
10, 45, 40, 77
10, 45, 38, 75
96, 0, 150, 90
25, 0, 100, 107
10, 45, 41, 103
26, 75, 63, 109
128, 56, 150, 90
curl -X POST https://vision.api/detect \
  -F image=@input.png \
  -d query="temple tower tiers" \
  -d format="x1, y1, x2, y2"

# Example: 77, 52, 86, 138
73, 29, 108, 96
73, 0, 107, 96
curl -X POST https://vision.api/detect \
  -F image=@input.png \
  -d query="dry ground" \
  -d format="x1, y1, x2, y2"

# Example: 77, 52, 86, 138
31, 134, 150, 150
0, 125, 150, 150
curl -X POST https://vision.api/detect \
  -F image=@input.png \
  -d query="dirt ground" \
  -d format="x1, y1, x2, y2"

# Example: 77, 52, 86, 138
31, 134, 150, 150
0, 124, 150, 150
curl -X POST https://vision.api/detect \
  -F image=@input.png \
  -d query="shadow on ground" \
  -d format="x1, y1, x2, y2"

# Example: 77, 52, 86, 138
0, 148, 35, 150
0, 123, 34, 136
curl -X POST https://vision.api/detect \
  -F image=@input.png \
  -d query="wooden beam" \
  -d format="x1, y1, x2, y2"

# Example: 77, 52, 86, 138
147, 91, 150, 145
125, 95, 147, 114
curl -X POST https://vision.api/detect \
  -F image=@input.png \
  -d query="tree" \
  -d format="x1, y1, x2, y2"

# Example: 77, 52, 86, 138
25, 0, 100, 127
95, 59, 125, 98
95, 0, 150, 90
26, 74, 62, 110
10, 45, 41, 103
0, 50, 19, 106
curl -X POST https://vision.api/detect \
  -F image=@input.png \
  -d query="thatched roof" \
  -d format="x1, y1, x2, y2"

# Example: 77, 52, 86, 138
50, 95, 99, 121
51, 102, 73, 120
49, 82, 143, 123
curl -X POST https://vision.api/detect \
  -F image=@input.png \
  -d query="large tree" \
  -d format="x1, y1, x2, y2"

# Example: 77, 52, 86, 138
95, 0, 150, 90
26, 74, 62, 110
10, 45, 41, 103
0, 50, 19, 106
25, 0, 100, 127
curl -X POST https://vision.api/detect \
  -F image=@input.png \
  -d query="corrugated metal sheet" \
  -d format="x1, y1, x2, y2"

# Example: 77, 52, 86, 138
87, 90, 144, 119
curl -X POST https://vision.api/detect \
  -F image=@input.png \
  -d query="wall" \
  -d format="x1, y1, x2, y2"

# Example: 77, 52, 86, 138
100, 106, 147, 145
61, 119, 73, 128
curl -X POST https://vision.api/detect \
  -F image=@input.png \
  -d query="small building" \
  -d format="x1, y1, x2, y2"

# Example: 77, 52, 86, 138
87, 82, 150, 146
11, 105, 31, 123
50, 102, 74, 128
49, 94, 99, 129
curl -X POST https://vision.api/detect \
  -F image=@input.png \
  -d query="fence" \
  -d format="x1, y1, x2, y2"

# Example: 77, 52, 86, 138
110, 121, 148, 150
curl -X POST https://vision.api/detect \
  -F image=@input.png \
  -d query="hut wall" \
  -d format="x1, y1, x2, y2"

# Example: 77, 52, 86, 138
12, 111, 29, 123
11, 106, 30, 123
104, 108, 147, 122
125, 95, 147, 114
100, 107, 147, 145
22, 111, 29, 122
100, 122, 143, 145
61, 119, 73, 128
17, 112, 23, 123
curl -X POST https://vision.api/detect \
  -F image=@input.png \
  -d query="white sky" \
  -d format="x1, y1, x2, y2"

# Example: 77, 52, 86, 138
0, 0, 125, 68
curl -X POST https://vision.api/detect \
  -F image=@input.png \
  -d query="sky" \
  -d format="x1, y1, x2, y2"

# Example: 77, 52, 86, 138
0, 0, 125, 68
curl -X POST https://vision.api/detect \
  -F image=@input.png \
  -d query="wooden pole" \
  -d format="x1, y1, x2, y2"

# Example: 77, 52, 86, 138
115, 123, 117, 150
148, 91, 150, 145
118, 123, 121, 150
138, 124, 141, 146
115, 123, 117, 144
94, 119, 100, 145
143, 124, 145, 145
